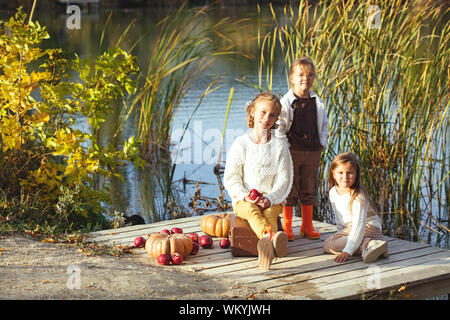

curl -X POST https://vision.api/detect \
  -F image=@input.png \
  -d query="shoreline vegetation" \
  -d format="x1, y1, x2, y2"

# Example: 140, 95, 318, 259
0, 0, 448, 253
3, 1, 330, 10
254, 0, 449, 248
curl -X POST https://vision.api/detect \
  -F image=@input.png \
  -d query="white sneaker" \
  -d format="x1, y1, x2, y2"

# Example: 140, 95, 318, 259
362, 240, 388, 263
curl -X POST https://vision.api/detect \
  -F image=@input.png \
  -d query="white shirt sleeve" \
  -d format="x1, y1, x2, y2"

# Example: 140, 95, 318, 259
343, 199, 367, 255
274, 95, 290, 145
329, 188, 344, 231
264, 140, 293, 205
320, 108, 329, 147
223, 139, 248, 203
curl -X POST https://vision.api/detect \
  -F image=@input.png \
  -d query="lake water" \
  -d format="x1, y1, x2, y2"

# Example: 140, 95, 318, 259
5, 5, 284, 221
1, 4, 447, 248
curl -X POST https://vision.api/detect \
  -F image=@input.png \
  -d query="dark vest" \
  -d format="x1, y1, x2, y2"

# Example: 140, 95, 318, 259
288, 97, 321, 151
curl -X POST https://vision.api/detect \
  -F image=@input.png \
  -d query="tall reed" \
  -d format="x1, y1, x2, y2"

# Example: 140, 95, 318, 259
257, 0, 449, 245
125, 4, 244, 161
123, 4, 246, 220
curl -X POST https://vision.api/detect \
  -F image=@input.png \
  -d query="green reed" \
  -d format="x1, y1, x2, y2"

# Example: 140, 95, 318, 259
257, 0, 449, 245
122, 4, 246, 220
125, 4, 244, 163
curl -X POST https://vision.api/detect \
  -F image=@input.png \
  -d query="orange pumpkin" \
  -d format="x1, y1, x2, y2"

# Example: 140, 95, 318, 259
200, 213, 231, 238
145, 233, 193, 258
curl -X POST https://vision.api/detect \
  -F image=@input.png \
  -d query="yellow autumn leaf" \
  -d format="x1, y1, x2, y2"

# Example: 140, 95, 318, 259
41, 238, 56, 243
64, 165, 76, 177
36, 112, 50, 123
397, 285, 406, 292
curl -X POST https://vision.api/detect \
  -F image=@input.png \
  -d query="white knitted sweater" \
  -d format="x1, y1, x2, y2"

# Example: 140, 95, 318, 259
329, 186, 383, 255
224, 133, 293, 208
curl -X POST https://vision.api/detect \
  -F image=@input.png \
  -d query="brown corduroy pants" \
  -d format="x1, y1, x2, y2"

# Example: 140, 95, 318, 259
285, 148, 322, 207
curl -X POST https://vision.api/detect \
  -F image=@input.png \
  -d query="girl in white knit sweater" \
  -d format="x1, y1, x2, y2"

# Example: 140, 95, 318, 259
224, 92, 293, 270
323, 152, 388, 263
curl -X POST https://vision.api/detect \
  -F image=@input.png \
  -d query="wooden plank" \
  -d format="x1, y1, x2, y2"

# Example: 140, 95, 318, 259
177, 237, 329, 272
368, 277, 450, 300
88, 221, 205, 244
179, 233, 335, 272
203, 234, 385, 273
277, 252, 450, 300
191, 236, 400, 276
118, 226, 325, 261
88, 215, 335, 243
88, 215, 203, 238
257, 245, 447, 291
85, 216, 450, 299
216, 238, 428, 282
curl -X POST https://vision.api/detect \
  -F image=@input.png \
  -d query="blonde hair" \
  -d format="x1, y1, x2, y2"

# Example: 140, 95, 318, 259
289, 56, 317, 87
328, 152, 378, 218
246, 92, 282, 129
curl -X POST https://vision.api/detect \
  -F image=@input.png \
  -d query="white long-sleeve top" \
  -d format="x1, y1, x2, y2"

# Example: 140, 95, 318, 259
223, 133, 293, 208
275, 89, 329, 147
329, 186, 383, 255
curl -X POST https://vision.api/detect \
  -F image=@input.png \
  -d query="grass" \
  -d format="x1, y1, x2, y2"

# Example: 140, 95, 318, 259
255, 0, 449, 245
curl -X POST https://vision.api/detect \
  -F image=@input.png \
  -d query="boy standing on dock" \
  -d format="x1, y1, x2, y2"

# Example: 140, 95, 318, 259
275, 57, 329, 240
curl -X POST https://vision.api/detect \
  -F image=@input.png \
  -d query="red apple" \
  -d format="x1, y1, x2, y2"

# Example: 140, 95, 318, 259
171, 227, 183, 234
134, 236, 146, 248
219, 238, 230, 249
171, 252, 183, 265
160, 229, 171, 235
157, 254, 171, 265
248, 188, 262, 201
187, 232, 199, 243
199, 234, 213, 249
191, 242, 199, 255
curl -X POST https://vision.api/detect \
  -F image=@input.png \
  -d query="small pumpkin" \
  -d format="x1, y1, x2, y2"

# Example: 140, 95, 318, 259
200, 213, 231, 238
145, 233, 193, 259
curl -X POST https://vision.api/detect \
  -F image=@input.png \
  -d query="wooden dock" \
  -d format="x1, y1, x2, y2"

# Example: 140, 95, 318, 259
88, 215, 450, 300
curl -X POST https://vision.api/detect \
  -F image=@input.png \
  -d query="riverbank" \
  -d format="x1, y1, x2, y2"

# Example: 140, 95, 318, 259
0, 233, 275, 300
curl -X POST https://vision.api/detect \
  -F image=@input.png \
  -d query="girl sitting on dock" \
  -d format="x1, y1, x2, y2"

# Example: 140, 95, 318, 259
323, 152, 388, 263
223, 92, 293, 270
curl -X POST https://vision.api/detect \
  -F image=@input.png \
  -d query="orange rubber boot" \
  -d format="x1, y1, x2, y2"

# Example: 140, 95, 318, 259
282, 206, 295, 241
300, 204, 320, 239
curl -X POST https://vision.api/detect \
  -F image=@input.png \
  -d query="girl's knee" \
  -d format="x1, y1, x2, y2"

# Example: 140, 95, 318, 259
322, 234, 338, 252
323, 238, 331, 252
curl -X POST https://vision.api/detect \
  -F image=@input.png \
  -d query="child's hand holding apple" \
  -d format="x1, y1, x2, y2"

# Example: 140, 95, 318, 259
244, 189, 270, 210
